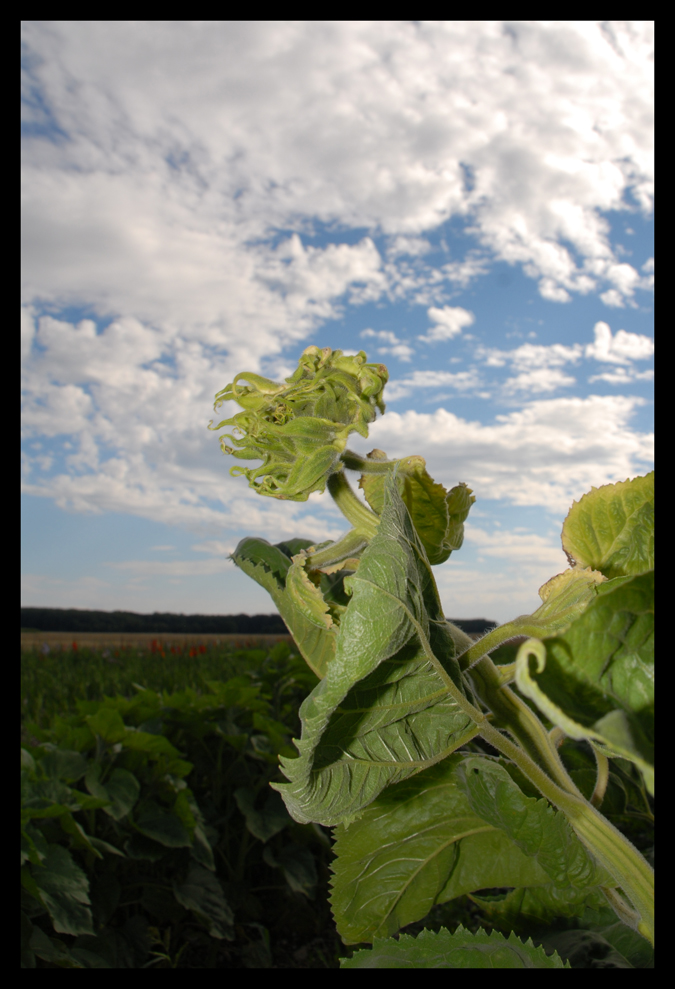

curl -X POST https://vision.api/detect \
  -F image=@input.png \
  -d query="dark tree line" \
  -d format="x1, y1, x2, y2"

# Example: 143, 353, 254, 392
21, 608, 289, 634
22, 608, 497, 636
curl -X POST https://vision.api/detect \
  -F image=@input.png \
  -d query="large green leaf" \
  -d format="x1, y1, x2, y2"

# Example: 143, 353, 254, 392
330, 754, 610, 944
340, 926, 569, 968
515, 569, 654, 794
271, 474, 479, 827
231, 536, 338, 678
358, 452, 475, 565
28, 844, 95, 937
561, 472, 653, 579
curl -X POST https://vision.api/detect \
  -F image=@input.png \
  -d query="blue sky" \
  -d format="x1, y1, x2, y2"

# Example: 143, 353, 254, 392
22, 21, 653, 623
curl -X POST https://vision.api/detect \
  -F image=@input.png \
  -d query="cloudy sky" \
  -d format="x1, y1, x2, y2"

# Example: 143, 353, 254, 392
21, 21, 653, 624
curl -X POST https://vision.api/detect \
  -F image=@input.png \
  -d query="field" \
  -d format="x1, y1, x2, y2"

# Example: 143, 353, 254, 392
21, 631, 292, 650
20, 635, 528, 968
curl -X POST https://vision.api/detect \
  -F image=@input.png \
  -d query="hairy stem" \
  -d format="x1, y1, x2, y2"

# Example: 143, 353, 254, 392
305, 528, 370, 569
327, 471, 380, 538
340, 448, 397, 473
477, 719, 654, 945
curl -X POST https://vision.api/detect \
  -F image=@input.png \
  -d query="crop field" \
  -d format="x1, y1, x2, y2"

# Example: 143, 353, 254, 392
20, 636, 526, 969
21, 631, 292, 651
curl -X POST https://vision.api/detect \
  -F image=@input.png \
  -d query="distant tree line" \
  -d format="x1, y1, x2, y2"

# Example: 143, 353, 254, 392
21, 608, 288, 634
21, 608, 497, 636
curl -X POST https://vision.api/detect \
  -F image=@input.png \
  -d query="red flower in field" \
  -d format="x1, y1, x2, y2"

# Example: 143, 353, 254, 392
189, 647, 197, 658
198, 644, 206, 654
151, 639, 158, 653
72, 641, 78, 651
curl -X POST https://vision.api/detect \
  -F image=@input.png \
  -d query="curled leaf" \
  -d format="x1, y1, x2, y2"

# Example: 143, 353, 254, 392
209, 347, 388, 500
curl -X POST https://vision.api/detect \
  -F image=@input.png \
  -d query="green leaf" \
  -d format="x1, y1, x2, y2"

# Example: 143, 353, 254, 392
329, 754, 609, 944
561, 472, 653, 579
232, 536, 337, 678
515, 570, 653, 794
469, 884, 610, 938
456, 758, 608, 888
271, 474, 478, 826
29, 844, 94, 937
340, 925, 569, 968
133, 800, 192, 847
359, 454, 475, 565
85, 764, 140, 820
534, 929, 634, 968
172, 866, 234, 940
263, 842, 318, 898
234, 786, 290, 842
40, 744, 89, 783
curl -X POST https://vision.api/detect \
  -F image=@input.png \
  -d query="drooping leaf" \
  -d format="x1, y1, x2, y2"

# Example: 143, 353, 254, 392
359, 453, 475, 565
561, 472, 653, 579
340, 925, 569, 968
271, 473, 478, 827
515, 570, 654, 794
329, 753, 611, 944
232, 536, 337, 679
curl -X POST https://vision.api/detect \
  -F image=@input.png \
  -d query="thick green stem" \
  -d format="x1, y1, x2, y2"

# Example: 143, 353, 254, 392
477, 719, 654, 945
305, 528, 369, 569
468, 654, 585, 798
340, 448, 396, 473
438, 622, 654, 944
327, 471, 379, 538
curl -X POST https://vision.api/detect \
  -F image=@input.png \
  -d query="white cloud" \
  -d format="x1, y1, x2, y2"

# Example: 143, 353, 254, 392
434, 524, 571, 623
585, 321, 654, 364
502, 367, 577, 394
419, 306, 475, 342
385, 236, 432, 259
20, 22, 653, 568
348, 395, 653, 513
105, 558, 232, 577
361, 328, 414, 362
384, 369, 482, 402
22, 20, 653, 327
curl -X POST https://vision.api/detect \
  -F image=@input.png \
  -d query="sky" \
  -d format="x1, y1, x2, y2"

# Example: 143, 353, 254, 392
21, 21, 654, 624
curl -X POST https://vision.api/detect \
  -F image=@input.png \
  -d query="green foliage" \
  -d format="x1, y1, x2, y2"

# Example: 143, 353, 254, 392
215, 347, 653, 967
209, 346, 388, 501
21, 642, 344, 968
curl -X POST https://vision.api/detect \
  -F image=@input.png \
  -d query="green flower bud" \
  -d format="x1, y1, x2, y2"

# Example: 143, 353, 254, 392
209, 347, 388, 500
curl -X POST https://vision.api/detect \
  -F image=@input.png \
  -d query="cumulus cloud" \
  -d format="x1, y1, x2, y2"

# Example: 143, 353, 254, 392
22, 20, 653, 326
360, 328, 414, 362
419, 306, 476, 342
384, 369, 483, 403
21, 22, 653, 572
348, 395, 653, 513
585, 320, 654, 364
